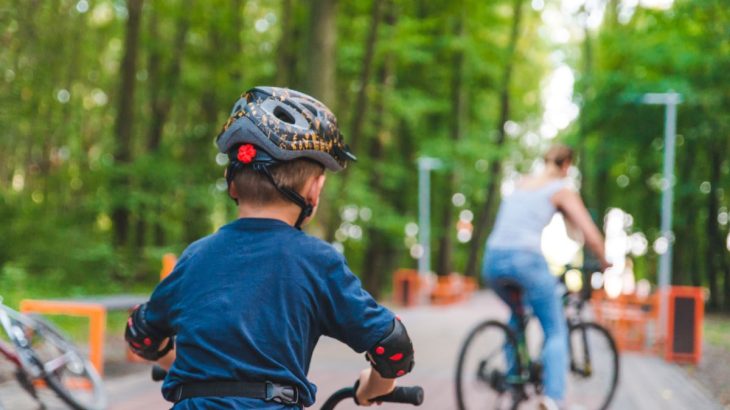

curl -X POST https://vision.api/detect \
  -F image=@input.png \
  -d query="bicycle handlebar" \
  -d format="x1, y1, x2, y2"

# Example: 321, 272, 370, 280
320, 384, 424, 410
151, 365, 167, 381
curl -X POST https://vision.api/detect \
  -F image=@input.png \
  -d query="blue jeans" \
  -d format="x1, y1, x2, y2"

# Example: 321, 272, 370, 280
482, 248, 568, 401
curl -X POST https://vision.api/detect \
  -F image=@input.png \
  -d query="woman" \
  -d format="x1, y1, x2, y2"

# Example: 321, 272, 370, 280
483, 144, 609, 410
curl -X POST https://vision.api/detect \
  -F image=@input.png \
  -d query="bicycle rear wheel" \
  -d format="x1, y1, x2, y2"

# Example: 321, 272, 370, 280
566, 322, 619, 410
455, 320, 524, 410
18, 315, 107, 410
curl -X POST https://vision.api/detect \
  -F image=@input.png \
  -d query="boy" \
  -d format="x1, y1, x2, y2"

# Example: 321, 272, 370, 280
125, 87, 415, 409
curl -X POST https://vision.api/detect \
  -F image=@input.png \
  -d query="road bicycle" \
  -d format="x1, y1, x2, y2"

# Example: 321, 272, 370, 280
151, 365, 423, 409
455, 266, 619, 410
0, 297, 107, 409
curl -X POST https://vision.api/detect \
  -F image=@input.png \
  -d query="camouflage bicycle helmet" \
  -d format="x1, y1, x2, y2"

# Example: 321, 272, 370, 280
216, 86, 356, 229
216, 86, 356, 171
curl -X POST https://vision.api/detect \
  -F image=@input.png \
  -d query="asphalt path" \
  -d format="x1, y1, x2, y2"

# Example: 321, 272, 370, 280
0, 291, 723, 409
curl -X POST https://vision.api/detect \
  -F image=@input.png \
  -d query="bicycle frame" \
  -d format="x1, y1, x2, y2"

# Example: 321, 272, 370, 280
0, 301, 23, 368
0, 339, 21, 368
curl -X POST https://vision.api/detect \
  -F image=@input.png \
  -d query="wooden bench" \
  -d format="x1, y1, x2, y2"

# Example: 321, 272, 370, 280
430, 273, 477, 305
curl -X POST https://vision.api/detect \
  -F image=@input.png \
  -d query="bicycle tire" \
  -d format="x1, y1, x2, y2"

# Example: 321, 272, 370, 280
567, 321, 619, 410
455, 320, 523, 410
21, 315, 107, 410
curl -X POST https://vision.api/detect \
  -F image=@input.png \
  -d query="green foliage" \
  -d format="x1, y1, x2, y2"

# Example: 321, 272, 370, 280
574, 0, 730, 308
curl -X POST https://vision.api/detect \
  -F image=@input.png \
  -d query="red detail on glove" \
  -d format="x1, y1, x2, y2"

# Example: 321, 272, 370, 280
127, 318, 133, 326
389, 353, 403, 361
143, 337, 152, 346
237, 144, 257, 163
375, 346, 385, 355
131, 342, 141, 348
396, 370, 405, 376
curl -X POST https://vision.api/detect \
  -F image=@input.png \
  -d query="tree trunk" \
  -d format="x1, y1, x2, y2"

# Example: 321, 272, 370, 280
436, 4, 465, 277
706, 145, 722, 310
347, 0, 384, 154
135, 4, 190, 250
465, 0, 525, 278
112, 0, 144, 248
360, 1, 396, 297
305, 0, 338, 239
707, 145, 730, 310
276, 0, 297, 86
305, 0, 337, 107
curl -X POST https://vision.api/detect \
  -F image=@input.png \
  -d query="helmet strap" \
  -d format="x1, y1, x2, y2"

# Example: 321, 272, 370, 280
254, 164, 313, 230
226, 162, 241, 204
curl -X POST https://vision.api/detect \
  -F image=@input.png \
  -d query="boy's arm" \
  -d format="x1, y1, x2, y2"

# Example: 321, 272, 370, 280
355, 318, 415, 405
319, 253, 415, 404
125, 250, 189, 361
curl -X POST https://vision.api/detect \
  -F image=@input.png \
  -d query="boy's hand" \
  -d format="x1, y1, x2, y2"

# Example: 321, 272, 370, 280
155, 338, 176, 371
355, 367, 395, 406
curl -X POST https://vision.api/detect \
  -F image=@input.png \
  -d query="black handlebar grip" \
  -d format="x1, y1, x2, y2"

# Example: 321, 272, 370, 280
372, 386, 424, 406
151, 365, 168, 381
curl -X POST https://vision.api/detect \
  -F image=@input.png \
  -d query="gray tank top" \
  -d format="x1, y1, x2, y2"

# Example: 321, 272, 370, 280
486, 179, 568, 253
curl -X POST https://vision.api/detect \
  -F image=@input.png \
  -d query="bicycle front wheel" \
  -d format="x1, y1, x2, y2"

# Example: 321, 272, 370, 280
21, 315, 107, 410
566, 322, 619, 410
455, 320, 523, 410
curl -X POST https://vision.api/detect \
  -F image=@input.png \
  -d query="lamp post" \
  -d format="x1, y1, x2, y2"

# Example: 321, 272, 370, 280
640, 91, 682, 340
417, 157, 442, 277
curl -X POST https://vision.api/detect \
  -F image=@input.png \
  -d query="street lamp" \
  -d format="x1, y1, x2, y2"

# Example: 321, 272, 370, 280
640, 91, 682, 340
417, 157, 442, 277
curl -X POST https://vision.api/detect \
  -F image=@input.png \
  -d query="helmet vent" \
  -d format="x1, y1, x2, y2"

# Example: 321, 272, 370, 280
301, 103, 319, 117
273, 106, 296, 124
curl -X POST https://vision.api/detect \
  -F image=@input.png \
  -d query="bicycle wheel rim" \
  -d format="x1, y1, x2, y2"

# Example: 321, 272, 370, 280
24, 316, 108, 410
455, 320, 523, 410
566, 322, 619, 410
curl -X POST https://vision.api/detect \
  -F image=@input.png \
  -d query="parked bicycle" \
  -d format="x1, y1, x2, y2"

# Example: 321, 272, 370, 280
455, 265, 619, 410
152, 365, 423, 409
0, 297, 106, 410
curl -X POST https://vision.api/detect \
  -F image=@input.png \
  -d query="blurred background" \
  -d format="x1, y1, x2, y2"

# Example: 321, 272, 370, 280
0, 0, 728, 315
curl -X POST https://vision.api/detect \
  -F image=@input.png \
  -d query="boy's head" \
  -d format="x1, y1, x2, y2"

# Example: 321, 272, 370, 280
228, 158, 324, 207
216, 87, 355, 228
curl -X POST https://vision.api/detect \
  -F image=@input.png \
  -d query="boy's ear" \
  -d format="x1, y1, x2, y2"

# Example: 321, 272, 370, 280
307, 174, 327, 207
228, 182, 239, 199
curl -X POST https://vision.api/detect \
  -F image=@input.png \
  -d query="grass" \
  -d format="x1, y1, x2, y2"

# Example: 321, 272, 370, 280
705, 314, 730, 352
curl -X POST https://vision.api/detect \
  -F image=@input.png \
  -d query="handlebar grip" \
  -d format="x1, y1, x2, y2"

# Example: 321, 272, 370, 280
372, 386, 424, 406
151, 365, 168, 381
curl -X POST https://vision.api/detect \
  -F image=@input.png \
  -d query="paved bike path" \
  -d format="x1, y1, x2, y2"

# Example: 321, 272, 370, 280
0, 291, 723, 409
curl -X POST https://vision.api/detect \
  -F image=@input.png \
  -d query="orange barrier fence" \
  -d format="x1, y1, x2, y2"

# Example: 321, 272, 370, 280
20, 297, 146, 375
20, 253, 179, 375
591, 286, 705, 364
592, 291, 659, 352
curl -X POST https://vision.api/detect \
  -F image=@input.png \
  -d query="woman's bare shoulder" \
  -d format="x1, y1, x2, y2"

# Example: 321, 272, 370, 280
517, 175, 552, 190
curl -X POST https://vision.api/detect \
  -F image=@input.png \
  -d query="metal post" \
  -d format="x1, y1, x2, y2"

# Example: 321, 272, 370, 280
417, 157, 442, 277
658, 98, 678, 289
641, 91, 682, 342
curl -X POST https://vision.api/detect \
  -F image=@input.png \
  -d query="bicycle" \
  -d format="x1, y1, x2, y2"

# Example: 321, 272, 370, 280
455, 265, 619, 410
0, 297, 107, 410
151, 365, 424, 409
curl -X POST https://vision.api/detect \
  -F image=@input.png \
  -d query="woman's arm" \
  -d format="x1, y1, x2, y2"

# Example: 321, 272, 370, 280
552, 188, 609, 269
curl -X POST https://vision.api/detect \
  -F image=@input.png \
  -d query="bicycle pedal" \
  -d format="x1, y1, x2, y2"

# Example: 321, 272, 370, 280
489, 370, 508, 393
